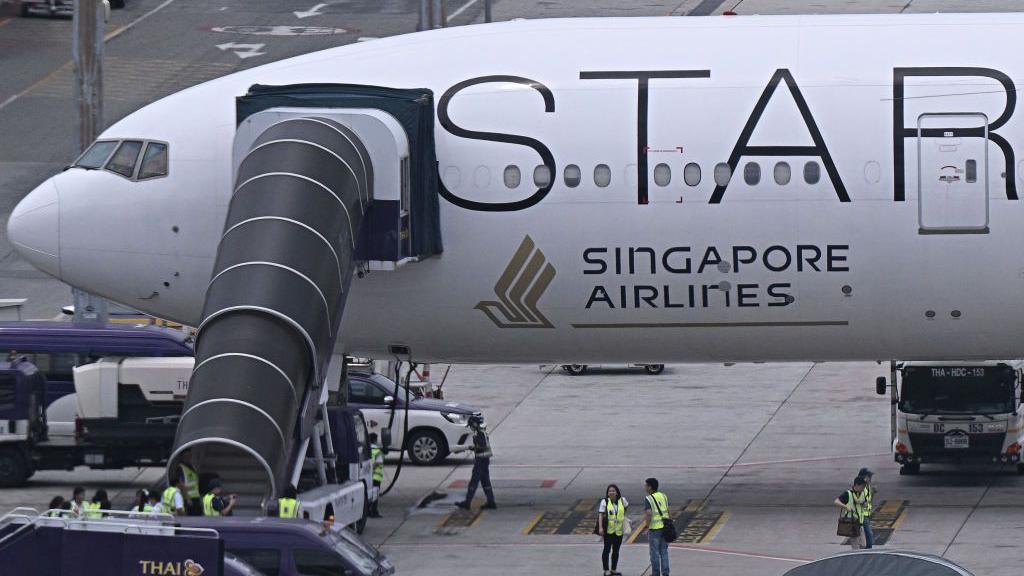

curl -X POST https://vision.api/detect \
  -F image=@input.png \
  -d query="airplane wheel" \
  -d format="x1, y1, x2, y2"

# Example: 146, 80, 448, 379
0, 448, 29, 487
564, 364, 587, 376
644, 364, 665, 375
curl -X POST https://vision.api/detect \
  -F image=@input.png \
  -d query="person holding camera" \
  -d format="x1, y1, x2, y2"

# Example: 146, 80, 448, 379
201, 477, 237, 517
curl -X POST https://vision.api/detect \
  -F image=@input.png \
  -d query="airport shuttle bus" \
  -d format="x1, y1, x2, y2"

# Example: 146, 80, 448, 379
877, 361, 1024, 474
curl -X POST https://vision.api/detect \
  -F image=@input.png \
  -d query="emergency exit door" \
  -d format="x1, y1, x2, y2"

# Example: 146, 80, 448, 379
917, 113, 989, 234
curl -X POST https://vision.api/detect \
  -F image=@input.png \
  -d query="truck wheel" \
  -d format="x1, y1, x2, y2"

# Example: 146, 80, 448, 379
1017, 463, 1024, 476
110, 0, 125, 8
407, 429, 448, 466
900, 462, 920, 476
644, 364, 665, 375
0, 448, 29, 487
564, 364, 587, 376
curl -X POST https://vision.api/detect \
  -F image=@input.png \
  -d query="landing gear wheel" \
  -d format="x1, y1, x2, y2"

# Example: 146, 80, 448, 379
899, 462, 920, 476
644, 364, 665, 375
563, 364, 587, 376
407, 429, 448, 466
0, 448, 29, 487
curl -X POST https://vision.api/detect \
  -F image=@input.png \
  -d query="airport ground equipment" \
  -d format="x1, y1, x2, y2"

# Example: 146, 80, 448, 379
876, 361, 1024, 474
559, 364, 666, 376
0, 508, 224, 575
0, 357, 192, 486
167, 84, 441, 515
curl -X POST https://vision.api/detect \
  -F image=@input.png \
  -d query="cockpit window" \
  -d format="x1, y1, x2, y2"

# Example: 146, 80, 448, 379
105, 140, 143, 178
75, 141, 118, 169
138, 142, 168, 179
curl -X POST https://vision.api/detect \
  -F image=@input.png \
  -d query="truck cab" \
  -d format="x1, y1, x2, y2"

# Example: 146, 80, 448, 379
0, 360, 48, 483
878, 361, 1024, 474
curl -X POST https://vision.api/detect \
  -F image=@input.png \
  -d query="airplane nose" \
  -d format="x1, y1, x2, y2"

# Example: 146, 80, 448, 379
7, 178, 61, 278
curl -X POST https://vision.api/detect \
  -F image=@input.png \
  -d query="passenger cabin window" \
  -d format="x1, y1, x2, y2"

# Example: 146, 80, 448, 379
105, 140, 143, 178
774, 162, 792, 185
293, 549, 347, 576
683, 163, 701, 186
743, 162, 760, 185
713, 163, 732, 187
138, 142, 168, 179
503, 165, 521, 189
594, 164, 611, 188
533, 165, 552, 187
804, 161, 821, 184
564, 164, 581, 188
228, 549, 280, 576
653, 163, 671, 187
75, 141, 118, 169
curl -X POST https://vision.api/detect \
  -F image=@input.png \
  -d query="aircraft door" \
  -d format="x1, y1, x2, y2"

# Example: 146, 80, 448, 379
917, 113, 989, 234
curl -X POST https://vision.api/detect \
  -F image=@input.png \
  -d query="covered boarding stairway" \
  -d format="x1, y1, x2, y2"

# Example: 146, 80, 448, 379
167, 84, 443, 515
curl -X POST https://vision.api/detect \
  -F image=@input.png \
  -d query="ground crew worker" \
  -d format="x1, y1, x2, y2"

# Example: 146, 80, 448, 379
86, 489, 110, 519
47, 496, 65, 517
598, 484, 628, 576
147, 490, 165, 515
642, 478, 670, 576
202, 478, 236, 516
278, 485, 301, 518
69, 486, 86, 518
369, 433, 384, 518
130, 489, 150, 514
456, 415, 496, 510
162, 472, 187, 516
858, 467, 876, 548
834, 476, 870, 549
178, 449, 201, 515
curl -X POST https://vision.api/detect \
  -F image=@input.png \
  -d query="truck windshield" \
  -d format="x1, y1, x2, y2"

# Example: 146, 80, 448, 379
900, 365, 1016, 415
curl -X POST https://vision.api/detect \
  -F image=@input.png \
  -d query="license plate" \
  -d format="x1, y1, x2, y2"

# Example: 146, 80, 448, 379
944, 434, 969, 449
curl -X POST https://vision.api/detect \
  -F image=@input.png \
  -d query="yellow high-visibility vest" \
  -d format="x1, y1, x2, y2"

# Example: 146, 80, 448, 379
605, 498, 625, 536
181, 464, 199, 499
647, 492, 669, 530
279, 498, 299, 518
162, 487, 181, 514
202, 493, 218, 516
371, 446, 384, 483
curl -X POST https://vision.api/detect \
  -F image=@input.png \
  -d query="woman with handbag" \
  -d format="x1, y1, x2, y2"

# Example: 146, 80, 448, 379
598, 484, 629, 576
834, 476, 869, 549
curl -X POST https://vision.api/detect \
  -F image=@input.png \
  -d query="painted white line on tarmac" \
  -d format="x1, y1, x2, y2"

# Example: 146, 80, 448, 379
490, 452, 889, 470
669, 543, 810, 564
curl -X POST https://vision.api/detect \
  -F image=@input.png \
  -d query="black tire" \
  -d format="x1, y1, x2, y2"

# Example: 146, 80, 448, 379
0, 448, 29, 487
899, 462, 920, 476
406, 429, 448, 466
110, 0, 125, 8
644, 364, 665, 375
564, 364, 587, 376
1017, 463, 1024, 476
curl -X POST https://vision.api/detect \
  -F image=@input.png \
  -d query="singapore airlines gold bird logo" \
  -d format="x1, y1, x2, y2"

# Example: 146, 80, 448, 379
476, 236, 556, 328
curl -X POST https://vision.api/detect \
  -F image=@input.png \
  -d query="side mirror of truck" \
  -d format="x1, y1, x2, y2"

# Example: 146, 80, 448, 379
380, 428, 392, 453
876, 376, 887, 396
383, 395, 394, 406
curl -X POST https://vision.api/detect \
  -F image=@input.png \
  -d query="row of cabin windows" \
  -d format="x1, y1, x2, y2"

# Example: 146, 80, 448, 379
495, 161, 825, 189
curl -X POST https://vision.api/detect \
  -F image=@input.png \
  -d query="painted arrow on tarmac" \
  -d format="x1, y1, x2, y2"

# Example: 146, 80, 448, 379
216, 42, 266, 59
294, 3, 328, 18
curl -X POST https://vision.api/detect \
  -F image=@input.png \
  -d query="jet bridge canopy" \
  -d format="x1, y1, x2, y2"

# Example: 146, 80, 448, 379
237, 84, 443, 261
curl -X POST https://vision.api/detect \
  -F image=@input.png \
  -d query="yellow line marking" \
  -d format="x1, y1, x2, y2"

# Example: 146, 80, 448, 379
700, 511, 730, 544
891, 507, 908, 532
469, 511, 486, 529
435, 513, 453, 530
626, 519, 649, 545
0, 17, 12, 27
522, 512, 544, 535
685, 499, 705, 513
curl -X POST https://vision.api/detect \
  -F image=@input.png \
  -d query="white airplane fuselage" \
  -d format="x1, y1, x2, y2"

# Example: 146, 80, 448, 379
12, 14, 1024, 363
